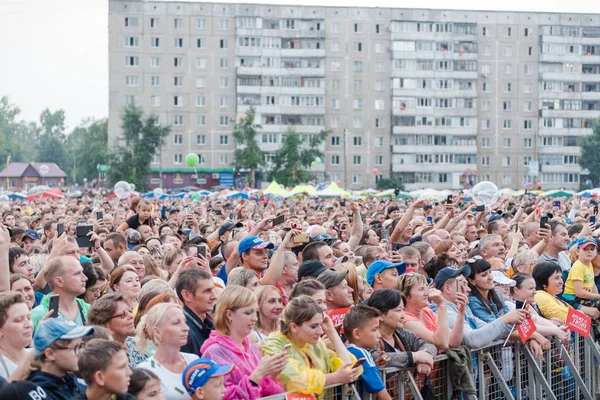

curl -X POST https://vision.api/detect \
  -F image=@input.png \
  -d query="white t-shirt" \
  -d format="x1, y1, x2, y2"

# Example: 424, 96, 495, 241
137, 352, 198, 400
0, 349, 33, 379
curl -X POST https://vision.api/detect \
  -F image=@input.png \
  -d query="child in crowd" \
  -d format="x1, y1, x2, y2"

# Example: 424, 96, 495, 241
563, 237, 600, 308
344, 305, 392, 400
182, 358, 233, 400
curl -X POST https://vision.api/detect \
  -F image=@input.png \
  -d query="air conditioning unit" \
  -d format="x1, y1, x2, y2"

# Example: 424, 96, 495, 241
212, 173, 220, 179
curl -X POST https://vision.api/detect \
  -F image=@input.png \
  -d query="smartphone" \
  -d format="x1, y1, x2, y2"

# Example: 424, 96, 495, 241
293, 232, 310, 244
197, 245, 206, 258
475, 205, 485, 212
352, 358, 367, 368
591, 216, 596, 225
215, 210, 222, 216
283, 343, 292, 351
540, 215, 549, 229
553, 201, 561, 207
49, 294, 60, 318
446, 195, 453, 204
340, 201, 346, 207
426, 216, 433, 225
57, 223, 64, 237
272, 214, 285, 227
595, 206, 598, 215
96, 211, 103, 220
229, 212, 234, 220
76, 225, 94, 248
514, 224, 519, 233
424, 205, 433, 210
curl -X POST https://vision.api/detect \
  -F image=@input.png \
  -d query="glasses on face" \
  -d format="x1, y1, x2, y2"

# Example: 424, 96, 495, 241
55, 342, 85, 355
111, 309, 133, 320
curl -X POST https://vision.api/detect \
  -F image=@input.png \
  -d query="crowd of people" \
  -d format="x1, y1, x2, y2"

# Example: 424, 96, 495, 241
0, 189, 597, 399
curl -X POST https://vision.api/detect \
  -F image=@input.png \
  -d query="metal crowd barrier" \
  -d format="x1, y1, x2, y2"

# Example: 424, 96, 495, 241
258, 331, 600, 400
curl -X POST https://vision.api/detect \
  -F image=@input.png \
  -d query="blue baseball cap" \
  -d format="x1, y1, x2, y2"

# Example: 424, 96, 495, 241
238, 235, 274, 256
577, 237, 598, 249
33, 318, 94, 358
366, 260, 406, 286
23, 230, 40, 241
433, 265, 472, 290
182, 358, 234, 393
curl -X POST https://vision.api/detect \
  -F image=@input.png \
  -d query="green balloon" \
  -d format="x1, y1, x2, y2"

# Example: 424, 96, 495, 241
311, 161, 317, 167
185, 153, 199, 167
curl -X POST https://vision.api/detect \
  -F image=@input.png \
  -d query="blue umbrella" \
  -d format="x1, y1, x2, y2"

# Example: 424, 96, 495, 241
226, 191, 249, 200
8, 193, 26, 200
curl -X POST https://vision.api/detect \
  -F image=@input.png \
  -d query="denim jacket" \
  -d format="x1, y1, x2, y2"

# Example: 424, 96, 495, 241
468, 289, 510, 323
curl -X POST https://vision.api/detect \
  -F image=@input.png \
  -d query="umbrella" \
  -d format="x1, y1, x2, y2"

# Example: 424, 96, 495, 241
8, 193, 26, 200
225, 191, 249, 200
512, 189, 543, 197
540, 190, 576, 198
288, 185, 317, 196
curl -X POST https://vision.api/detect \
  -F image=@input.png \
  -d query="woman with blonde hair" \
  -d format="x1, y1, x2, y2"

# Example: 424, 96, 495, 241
136, 303, 197, 399
227, 268, 259, 290
249, 285, 283, 347
335, 262, 362, 304
201, 286, 285, 399
262, 295, 360, 396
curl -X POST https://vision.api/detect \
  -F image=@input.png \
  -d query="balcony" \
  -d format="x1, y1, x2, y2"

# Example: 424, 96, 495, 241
237, 85, 325, 95
391, 162, 475, 173
538, 146, 581, 155
236, 28, 326, 39
391, 88, 477, 98
540, 109, 600, 119
392, 144, 477, 154
280, 49, 325, 58
538, 127, 591, 136
237, 66, 325, 77
392, 125, 476, 135
539, 53, 592, 63
390, 69, 478, 80
260, 124, 325, 134
539, 164, 582, 173
239, 104, 325, 115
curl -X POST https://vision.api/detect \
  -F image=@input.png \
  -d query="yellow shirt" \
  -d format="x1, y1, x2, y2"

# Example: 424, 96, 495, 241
563, 260, 595, 299
534, 290, 572, 322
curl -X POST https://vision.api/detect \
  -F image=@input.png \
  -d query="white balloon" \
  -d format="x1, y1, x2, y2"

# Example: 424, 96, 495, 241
153, 188, 163, 196
471, 181, 500, 207
0, 195, 8, 203
39, 164, 50, 175
113, 181, 131, 199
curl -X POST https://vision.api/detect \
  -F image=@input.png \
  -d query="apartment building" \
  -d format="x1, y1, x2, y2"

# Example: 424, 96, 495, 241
109, 1, 600, 190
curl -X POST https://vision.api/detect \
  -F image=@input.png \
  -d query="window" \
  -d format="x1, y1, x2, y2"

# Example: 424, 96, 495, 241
352, 118, 362, 128
219, 154, 228, 165
374, 100, 384, 110
219, 135, 229, 145
331, 80, 340, 89
482, 82, 490, 92
503, 138, 512, 148
503, 101, 512, 111
125, 75, 139, 86
331, 41, 340, 52
196, 57, 206, 69
526, 46, 533, 56
352, 175, 362, 185
219, 77, 229, 88
220, 19, 229, 30
481, 100, 490, 111
220, 96, 229, 107
503, 119, 512, 129
483, 45, 491, 56
331, 99, 340, 109
150, 95, 160, 107
524, 120, 533, 129
220, 39, 228, 49
174, 57, 183, 67
173, 96, 183, 107
173, 76, 183, 87
173, 134, 183, 144
524, 27, 531, 37
524, 83, 532, 93
375, 156, 384, 166
331, 23, 340, 33
375, 81, 384, 91
524, 156, 532, 166
504, 64, 512, 74
375, 61, 384, 72
331, 61, 341, 72
482, 26, 488, 36
502, 156, 512, 167
197, 116, 206, 126
354, 42, 363, 52
353, 61, 363, 72
197, 134, 206, 145
174, 38, 183, 48
354, 23, 361, 33
375, 43, 385, 53
150, 76, 160, 87
220, 58, 229, 68
481, 137, 490, 148
331, 136, 340, 146
173, 115, 183, 126
504, 82, 512, 92
174, 18, 183, 29
375, 118, 385, 128
504, 27, 512, 37
151, 37, 160, 48
524, 101, 532, 112
503, 46, 512, 56
124, 17, 139, 27
353, 80, 362, 91
196, 96, 206, 107
353, 155, 362, 165
524, 138, 533, 148
124, 36, 139, 47
481, 156, 490, 166
481, 120, 491, 129
502, 175, 512, 185
524, 64, 531, 74
173, 154, 183, 164
331, 155, 340, 165
353, 99, 363, 109
197, 19, 206, 30
331, 117, 340, 128
125, 56, 139, 66
196, 78, 206, 88
150, 56, 159, 67
219, 116, 229, 126
353, 137, 362, 146
150, 18, 158, 28
197, 39, 206, 49
375, 136, 384, 147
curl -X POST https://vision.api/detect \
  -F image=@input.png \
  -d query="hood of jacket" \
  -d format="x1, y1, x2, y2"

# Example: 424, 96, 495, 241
28, 370, 85, 397
200, 330, 250, 355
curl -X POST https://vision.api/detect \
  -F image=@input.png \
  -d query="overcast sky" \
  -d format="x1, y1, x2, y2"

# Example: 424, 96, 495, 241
0, 0, 599, 129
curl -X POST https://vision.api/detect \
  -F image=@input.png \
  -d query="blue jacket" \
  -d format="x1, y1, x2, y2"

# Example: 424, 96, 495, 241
180, 305, 214, 356
28, 371, 86, 400
468, 289, 510, 323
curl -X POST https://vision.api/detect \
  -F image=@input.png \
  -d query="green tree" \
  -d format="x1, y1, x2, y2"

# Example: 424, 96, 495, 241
580, 119, 600, 186
0, 96, 38, 164
376, 178, 405, 191
270, 127, 329, 186
67, 118, 109, 183
37, 108, 71, 178
232, 107, 263, 188
109, 105, 170, 191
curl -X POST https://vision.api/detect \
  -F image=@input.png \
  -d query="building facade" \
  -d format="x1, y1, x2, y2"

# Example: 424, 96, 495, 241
109, 0, 600, 190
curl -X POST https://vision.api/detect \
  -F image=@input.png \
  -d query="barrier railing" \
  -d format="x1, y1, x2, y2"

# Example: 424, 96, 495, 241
258, 331, 600, 400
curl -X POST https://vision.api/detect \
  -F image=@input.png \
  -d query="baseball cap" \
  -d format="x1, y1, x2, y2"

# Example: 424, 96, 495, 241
218, 222, 244, 237
577, 237, 598, 249
182, 358, 234, 393
168, 207, 180, 214
433, 265, 472, 290
23, 230, 40, 241
366, 260, 406, 286
309, 233, 334, 243
491, 271, 516, 287
0, 381, 47, 400
297, 260, 327, 280
237, 235, 274, 256
33, 318, 94, 358
317, 269, 348, 289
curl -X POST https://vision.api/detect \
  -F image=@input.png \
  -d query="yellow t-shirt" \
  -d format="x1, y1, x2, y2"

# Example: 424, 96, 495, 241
563, 260, 595, 300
